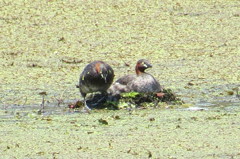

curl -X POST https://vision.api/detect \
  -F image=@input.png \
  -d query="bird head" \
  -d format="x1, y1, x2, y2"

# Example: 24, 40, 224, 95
135, 59, 152, 75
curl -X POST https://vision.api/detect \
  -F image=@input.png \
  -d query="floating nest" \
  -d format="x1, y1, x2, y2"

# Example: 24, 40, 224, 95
70, 89, 184, 110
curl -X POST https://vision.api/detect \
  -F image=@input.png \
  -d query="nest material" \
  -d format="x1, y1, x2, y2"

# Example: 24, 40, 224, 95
71, 89, 183, 110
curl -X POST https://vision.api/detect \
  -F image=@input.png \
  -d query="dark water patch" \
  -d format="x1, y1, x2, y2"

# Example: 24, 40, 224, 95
1, 83, 239, 119
176, 83, 240, 110
192, 101, 240, 112
0, 104, 75, 120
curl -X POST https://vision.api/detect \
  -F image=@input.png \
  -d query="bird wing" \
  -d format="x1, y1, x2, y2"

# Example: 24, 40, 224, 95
115, 74, 136, 85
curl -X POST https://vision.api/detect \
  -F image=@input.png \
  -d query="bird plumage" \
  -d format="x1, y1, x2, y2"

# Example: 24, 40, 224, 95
79, 61, 114, 100
108, 59, 162, 95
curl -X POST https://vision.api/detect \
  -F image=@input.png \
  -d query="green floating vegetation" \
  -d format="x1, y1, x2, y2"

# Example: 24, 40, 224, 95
70, 88, 184, 110
114, 89, 184, 109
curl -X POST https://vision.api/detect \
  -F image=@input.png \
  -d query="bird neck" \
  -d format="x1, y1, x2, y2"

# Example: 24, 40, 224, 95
135, 65, 145, 75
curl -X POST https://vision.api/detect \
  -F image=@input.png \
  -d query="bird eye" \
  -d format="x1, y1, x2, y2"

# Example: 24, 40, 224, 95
142, 62, 148, 67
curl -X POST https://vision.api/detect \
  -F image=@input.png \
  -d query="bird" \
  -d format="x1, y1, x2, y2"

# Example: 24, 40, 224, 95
108, 59, 163, 96
79, 61, 114, 108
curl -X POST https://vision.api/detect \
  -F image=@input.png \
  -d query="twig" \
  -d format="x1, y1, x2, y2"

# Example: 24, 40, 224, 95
39, 92, 47, 114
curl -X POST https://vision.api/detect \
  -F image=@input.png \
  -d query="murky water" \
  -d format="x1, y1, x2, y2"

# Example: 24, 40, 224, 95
0, 0, 240, 157
1, 89, 239, 120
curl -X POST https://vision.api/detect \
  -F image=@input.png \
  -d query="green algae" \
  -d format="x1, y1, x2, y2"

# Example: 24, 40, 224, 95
1, 109, 240, 158
0, 0, 239, 106
0, 0, 240, 158
70, 88, 183, 110
117, 89, 184, 108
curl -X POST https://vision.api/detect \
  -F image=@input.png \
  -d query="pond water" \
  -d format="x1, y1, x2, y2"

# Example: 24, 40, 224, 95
1, 1, 240, 158
1, 0, 239, 116
1, 88, 239, 120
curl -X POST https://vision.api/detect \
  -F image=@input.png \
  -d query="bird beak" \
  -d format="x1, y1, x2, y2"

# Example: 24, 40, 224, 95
145, 63, 152, 68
